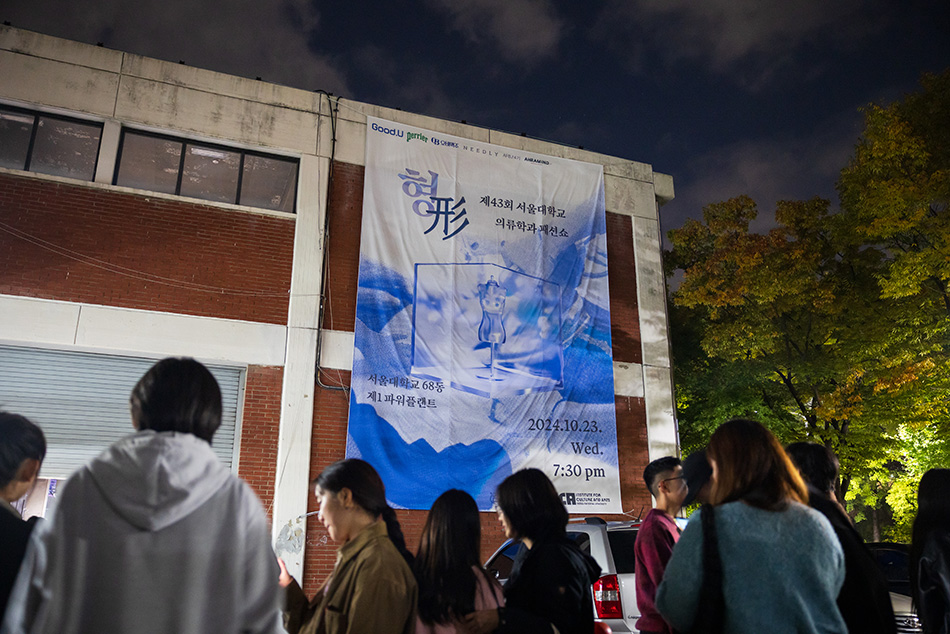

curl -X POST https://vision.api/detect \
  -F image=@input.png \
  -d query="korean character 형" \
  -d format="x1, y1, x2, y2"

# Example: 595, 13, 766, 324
399, 168, 439, 216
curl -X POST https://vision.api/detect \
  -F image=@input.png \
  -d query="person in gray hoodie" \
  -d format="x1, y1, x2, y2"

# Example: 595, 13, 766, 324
1, 357, 281, 634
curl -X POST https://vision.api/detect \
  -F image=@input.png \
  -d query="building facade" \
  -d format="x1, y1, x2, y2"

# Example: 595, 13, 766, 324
0, 25, 676, 590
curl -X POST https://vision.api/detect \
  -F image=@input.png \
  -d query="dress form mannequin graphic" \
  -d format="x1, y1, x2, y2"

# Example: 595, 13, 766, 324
478, 275, 507, 380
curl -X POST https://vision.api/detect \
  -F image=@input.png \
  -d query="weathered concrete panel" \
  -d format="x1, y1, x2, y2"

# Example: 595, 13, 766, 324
0, 50, 119, 117
0, 26, 123, 73
644, 365, 678, 460
114, 75, 319, 154
0, 295, 82, 347
94, 120, 121, 184
287, 154, 326, 329
606, 175, 658, 220
654, 172, 675, 205
121, 54, 322, 113
614, 361, 645, 398
320, 330, 355, 370
272, 325, 318, 580
76, 305, 287, 365
634, 216, 671, 368
322, 116, 366, 166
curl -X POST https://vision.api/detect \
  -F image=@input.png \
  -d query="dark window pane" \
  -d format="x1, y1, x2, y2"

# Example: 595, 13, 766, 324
30, 116, 101, 180
180, 144, 240, 204
486, 540, 524, 583
115, 132, 182, 195
240, 154, 298, 212
567, 531, 592, 555
606, 529, 639, 573
0, 108, 35, 170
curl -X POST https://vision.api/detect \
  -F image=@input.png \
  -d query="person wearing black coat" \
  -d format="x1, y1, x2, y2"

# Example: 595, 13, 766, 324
0, 412, 46, 619
911, 469, 950, 634
787, 442, 896, 634
463, 468, 602, 634
500, 534, 601, 634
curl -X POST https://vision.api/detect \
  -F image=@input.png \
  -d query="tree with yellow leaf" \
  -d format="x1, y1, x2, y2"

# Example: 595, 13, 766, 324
669, 70, 950, 538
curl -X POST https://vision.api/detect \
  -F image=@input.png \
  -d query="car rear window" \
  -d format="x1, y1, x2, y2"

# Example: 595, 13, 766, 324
486, 541, 524, 581
607, 530, 639, 573
567, 531, 592, 555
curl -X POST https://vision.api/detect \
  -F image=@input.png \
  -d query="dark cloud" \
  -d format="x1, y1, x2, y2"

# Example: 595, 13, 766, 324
4, 0, 350, 94
659, 106, 864, 242
593, 0, 887, 90
424, 0, 564, 65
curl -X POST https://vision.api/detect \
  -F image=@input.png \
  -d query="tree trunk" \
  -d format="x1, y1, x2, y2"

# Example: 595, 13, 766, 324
871, 504, 881, 542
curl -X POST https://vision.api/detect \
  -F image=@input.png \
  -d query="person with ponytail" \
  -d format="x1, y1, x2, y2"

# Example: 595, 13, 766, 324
656, 419, 847, 634
280, 459, 417, 634
414, 489, 504, 634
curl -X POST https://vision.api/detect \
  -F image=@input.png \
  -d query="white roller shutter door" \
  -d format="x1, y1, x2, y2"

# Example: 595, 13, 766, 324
0, 345, 243, 478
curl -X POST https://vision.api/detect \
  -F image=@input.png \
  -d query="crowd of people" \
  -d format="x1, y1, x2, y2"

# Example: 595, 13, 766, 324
638, 420, 949, 634
0, 357, 947, 633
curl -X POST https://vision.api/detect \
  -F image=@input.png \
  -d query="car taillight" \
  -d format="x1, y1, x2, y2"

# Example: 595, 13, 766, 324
593, 574, 622, 619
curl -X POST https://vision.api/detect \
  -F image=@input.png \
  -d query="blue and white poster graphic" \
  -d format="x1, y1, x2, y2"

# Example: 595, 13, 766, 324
346, 116, 620, 513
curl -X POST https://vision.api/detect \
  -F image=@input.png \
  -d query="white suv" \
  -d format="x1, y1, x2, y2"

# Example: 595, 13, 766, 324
485, 517, 642, 633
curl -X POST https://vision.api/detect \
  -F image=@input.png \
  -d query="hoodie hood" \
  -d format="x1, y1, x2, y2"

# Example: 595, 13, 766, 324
86, 430, 231, 531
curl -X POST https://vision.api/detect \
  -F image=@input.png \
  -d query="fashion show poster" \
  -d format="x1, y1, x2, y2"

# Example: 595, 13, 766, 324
346, 116, 620, 513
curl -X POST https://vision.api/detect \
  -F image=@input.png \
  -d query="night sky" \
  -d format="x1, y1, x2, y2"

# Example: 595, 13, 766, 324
5, 0, 950, 240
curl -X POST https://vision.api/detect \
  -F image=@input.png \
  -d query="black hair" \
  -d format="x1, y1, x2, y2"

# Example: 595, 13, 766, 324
682, 450, 713, 507
785, 442, 839, 494
643, 456, 682, 498
415, 489, 491, 624
130, 357, 222, 444
911, 468, 950, 618
0, 412, 46, 489
495, 468, 567, 542
316, 458, 414, 566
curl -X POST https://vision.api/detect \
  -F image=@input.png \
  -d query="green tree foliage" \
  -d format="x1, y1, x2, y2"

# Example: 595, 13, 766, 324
669, 70, 950, 538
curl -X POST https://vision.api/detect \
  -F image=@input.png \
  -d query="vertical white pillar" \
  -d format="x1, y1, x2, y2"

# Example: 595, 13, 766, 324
271, 153, 328, 580
94, 119, 122, 185
633, 194, 678, 461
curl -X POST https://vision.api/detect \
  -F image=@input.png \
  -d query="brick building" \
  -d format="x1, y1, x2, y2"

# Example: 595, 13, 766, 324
0, 25, 676, 591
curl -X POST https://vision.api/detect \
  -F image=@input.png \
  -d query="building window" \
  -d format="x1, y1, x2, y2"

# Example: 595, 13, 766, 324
115, 129, 298, 213
0, 105, 102, 181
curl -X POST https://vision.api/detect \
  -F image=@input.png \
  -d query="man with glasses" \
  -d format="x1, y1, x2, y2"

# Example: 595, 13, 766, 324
635, 456, 688, 634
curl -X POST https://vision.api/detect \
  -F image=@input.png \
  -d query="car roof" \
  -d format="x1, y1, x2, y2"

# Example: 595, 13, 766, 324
567, 517, 642, 531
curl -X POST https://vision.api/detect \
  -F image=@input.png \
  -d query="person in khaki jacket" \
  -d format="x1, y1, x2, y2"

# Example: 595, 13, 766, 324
279, 459, 417, 634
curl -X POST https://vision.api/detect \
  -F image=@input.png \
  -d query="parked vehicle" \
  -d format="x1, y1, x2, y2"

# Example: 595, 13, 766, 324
485, 517, 641, 633
867, 542, 923, 634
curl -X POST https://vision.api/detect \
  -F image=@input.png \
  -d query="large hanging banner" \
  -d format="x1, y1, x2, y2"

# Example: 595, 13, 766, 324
347, 116, 620, 513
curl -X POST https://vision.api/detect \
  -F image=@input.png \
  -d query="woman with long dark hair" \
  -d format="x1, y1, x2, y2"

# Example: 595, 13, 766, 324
414, 489, 503, 633
463, 468, 601, 634
656, 419, 847, 634
910, 468, 950, 634
280, 458, 417, 634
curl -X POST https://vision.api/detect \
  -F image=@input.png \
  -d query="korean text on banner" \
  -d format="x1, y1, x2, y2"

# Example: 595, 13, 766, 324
346, 117, 620, 513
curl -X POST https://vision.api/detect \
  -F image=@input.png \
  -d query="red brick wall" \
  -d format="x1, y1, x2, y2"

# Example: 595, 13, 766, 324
238, 365, 284, 521
299, 161, 655, 593
616, 397, 654, 518
321, 162, 363, 332
0, 171, 289, 517
606, 213, 643, 364
0, 172, 294, 324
